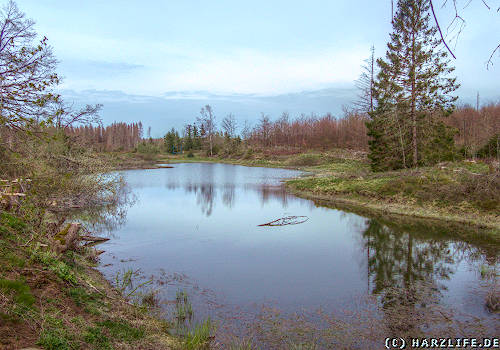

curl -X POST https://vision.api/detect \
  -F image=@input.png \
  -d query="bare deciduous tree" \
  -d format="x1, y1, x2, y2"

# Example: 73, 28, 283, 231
0, 0, 59, 130
198, 104, 216, 156
222, 113, 237, 138
52, 102, 102, 129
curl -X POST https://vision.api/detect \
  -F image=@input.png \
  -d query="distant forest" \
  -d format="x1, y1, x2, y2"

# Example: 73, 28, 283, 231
65, 102, 499, 160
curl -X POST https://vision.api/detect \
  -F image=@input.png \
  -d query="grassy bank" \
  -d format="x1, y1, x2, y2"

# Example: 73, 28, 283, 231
0, 210, 179, 350
286, 157, 500, 236
154, 149, 500, 236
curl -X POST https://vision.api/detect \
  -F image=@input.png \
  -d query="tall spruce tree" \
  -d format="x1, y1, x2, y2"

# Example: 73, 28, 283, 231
367, 0, 459, 171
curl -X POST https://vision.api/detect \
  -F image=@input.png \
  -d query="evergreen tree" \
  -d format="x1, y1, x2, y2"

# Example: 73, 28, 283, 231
183, 124, 194, 151
193, 125, 202, 150
164, 128, 177, 153
367, 0, 459, 171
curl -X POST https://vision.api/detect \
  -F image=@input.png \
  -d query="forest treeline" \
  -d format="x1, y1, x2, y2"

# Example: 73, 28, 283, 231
447, 103, 500, 159
54, 0, 500, 168
66, 122, 144, 152
62, 102, 499, 160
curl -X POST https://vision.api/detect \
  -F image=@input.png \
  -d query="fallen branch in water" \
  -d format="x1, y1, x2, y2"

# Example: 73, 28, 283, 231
258, 216, 309, 227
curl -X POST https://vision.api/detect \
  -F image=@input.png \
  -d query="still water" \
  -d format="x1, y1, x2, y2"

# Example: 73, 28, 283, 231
93, 163, 498, 339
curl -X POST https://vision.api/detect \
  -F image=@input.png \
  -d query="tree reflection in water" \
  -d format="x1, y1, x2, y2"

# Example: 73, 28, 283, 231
361, 218, 498, 337
69, 176, 136, 237
170, 181, 294, 217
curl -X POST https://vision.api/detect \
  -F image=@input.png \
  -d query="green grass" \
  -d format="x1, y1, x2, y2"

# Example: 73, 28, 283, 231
289, 161, 499, 210
67, 287, 101, 307
0, 210, 176, 349
3, 252, 26, 268
0, 211, 27, 232
30, 248, 78, 284
285, 157, 500, 235
286, 153, 325, 166
183, 318, 214, 350
0, 278, 35, 308
84, 326, 113, 350
83, 319, 144, 350
98, 319, 145, 341
38, 328, 77, 350
228, 340, 254, 350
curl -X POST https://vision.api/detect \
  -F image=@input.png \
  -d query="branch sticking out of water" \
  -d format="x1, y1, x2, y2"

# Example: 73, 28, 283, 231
258, 216, 309, 227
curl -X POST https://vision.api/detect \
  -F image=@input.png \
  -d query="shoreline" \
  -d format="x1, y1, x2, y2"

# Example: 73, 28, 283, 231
152, 158, 500, 235
148, 155, 499, 237
4, 153, 494, 348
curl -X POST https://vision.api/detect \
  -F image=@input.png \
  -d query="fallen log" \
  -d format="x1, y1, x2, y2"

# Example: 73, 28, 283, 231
80, 235, 110, 243
258, 215, 309, 227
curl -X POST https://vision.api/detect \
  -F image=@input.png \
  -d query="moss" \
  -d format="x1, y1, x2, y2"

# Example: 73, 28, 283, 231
53, 223, 71, 245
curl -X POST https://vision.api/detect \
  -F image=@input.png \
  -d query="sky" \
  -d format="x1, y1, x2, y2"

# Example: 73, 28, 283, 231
14, 0, 500, 136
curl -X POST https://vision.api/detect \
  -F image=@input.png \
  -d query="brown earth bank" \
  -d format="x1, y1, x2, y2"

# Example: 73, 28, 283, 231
0, 210, 177, 350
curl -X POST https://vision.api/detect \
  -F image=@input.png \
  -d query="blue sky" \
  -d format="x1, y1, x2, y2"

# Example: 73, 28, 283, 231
15, 0, 500, 135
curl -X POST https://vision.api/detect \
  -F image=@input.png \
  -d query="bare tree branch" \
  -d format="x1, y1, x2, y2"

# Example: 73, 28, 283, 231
487, 43, 500, 69
429, 0, 499, 66
429, 0, 457, 58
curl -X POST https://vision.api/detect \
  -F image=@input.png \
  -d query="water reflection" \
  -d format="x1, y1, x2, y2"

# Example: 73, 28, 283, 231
353, 216, 499, 336
363, 220, 454, 294
70, 176, 136, 235
86, 163, 498, 340
161, 163, 298, 217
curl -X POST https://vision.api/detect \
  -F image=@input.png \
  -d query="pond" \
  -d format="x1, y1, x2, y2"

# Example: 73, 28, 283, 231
90, 163, 498, 346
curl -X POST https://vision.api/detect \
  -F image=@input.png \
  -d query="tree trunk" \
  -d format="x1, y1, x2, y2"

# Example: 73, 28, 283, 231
54, 223, 82, 254
411, 31, 418, 168
209, 133, 213, 156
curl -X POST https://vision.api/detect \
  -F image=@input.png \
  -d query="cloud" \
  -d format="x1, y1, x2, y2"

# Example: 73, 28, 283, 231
153, 48, 367, 95
86, 61, 143, 72
57, 42, 367, 96
59, 59, 143, 78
